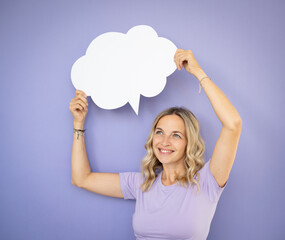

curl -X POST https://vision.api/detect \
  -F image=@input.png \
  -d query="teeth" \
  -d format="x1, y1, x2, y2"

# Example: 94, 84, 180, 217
160, 149, 172, 153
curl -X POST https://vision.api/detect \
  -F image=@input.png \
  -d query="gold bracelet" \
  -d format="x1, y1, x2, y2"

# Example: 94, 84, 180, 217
198, 76, 210, 95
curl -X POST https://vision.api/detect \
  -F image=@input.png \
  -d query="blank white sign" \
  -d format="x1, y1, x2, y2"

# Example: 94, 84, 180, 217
71, 25, 177, 115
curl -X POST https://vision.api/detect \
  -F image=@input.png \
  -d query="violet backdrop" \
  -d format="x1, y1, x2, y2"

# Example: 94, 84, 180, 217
1, 0, 284, 239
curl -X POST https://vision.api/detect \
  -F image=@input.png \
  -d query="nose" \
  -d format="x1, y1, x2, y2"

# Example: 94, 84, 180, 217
161, 135, 171, 146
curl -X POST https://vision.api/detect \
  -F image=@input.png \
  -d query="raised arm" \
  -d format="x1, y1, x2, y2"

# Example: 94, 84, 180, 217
174, 49, 242, 188
69, 90, 124, 198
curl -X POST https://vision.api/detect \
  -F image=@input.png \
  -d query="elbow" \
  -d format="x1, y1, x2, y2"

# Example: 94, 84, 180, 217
71, 178, 80, 187
226, 116, 242, 131
71, 179, 76, 186
71, 173, 89, 188
235, 116, 242, 129
233, 117, 242, 131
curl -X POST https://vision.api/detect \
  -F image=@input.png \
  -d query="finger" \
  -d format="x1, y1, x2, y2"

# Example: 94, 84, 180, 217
75, 90, 87, 97
173, 57, 179, 69
181, 57, 187, 69
174, 50, 187, 70
70, 103, 84, 112
73, 102, 88, 112
176, 60, 182, 70
178, 56, 185, 69
174, 49, 181, 61
175, 50, 185, 57
70, 97, 88, 110
187, 49, 193, 55
176, 48, 183, 54
174, 54, 183, 70
75, 89, 86, 96
174, 49, 184, 59
74, 98, 88, 110
69, 97, 87, 109
76, 94, 88, 106
69, 101, 81, 110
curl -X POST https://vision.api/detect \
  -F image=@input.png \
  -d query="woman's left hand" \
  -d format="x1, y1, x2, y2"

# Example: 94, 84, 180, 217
174, 49, 204, 77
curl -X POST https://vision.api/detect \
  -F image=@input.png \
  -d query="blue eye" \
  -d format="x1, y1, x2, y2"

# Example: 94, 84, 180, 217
173, 134, 181, 138
155, 130, 163, 135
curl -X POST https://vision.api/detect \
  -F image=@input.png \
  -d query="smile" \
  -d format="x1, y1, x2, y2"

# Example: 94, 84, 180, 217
159, 148, 174, 154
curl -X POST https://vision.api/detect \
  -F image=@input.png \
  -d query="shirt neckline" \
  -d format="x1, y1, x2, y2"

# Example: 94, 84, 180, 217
158, 171, 178, 191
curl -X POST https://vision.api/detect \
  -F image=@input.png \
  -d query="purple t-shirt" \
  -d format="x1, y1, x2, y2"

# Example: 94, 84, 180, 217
119, 160, 227, 240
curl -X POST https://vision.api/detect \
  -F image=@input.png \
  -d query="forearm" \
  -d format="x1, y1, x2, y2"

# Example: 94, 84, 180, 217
194, 69, 242, 130
71, 122, 91, 185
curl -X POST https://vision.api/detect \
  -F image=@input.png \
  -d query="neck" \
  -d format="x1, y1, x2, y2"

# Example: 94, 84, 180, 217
161, 165, 186, 183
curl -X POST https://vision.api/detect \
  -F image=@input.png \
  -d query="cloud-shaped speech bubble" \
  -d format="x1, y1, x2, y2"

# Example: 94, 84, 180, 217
71, 25, 177, 115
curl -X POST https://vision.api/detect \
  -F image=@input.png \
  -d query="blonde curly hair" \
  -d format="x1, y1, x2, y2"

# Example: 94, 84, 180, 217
140, 107, 205, 193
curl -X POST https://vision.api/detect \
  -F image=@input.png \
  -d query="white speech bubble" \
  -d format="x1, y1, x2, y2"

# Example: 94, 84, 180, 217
71, 25, 177, 115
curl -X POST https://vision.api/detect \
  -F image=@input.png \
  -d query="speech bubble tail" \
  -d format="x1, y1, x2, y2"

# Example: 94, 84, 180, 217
129, 94, 140, 115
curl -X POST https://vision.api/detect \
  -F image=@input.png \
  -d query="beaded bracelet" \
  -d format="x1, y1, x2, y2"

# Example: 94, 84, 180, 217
73, 128, 86, 139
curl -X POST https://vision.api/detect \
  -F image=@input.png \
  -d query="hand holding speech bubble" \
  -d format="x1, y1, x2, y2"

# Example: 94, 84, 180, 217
71, 25, 177, 115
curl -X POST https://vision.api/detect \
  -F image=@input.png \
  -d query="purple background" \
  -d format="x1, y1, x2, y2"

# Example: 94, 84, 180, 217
1, 0, 284, 239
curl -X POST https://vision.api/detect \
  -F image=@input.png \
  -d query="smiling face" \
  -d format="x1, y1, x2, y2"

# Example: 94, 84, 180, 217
152, 114, 187, 167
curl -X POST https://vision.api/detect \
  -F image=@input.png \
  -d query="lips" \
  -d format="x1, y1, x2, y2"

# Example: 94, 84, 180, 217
158, 148, 174, 154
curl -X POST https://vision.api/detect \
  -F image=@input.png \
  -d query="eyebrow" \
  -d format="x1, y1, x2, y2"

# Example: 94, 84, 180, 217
155, 127, 185, 136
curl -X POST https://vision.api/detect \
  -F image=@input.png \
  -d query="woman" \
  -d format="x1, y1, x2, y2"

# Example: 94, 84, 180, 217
69, 49, 242, 239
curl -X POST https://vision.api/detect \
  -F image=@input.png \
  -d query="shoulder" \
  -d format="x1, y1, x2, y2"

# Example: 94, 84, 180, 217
119, 172, 143, 187
119, 172, 143, 200
195, 160, 227, 202
197, 160, 209, 176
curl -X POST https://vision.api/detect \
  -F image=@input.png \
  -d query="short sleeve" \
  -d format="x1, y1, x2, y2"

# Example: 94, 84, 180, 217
119, 172, 141, 200
198, 160, 227, 202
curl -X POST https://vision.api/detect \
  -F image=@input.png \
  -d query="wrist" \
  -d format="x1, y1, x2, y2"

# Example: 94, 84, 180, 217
73, 121, 85, 129
193, 68, 208, 81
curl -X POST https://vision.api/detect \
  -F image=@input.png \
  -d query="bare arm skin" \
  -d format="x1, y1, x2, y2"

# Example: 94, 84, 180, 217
69, 90, 124, 198
174, 49, 242, 188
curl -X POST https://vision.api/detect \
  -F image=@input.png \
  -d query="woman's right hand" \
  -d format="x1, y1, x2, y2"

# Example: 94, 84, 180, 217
69, 90, 88, 126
